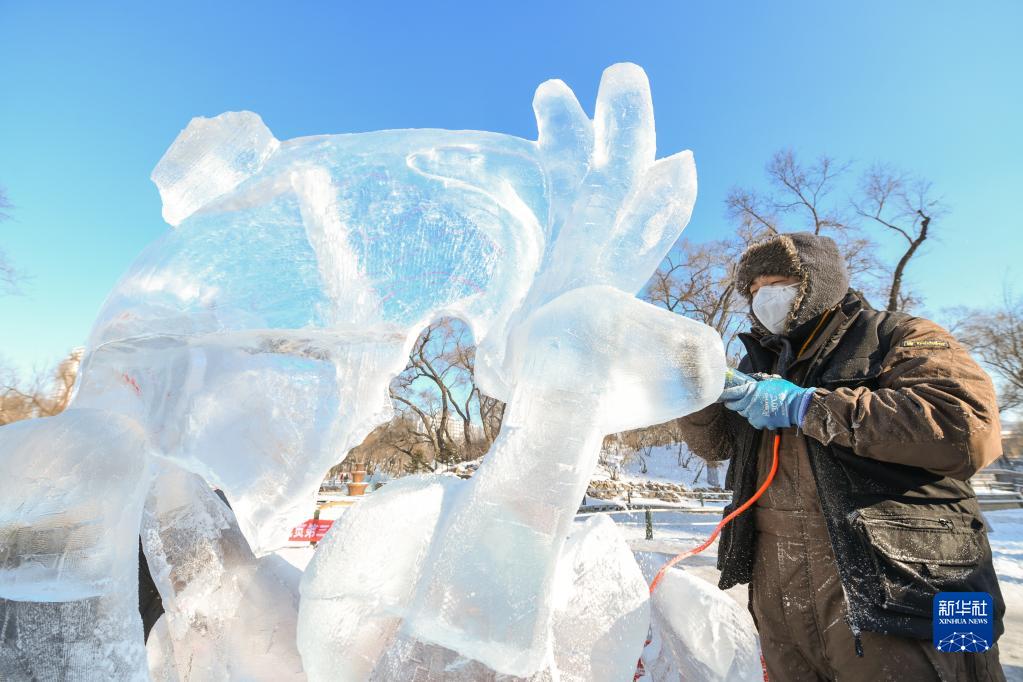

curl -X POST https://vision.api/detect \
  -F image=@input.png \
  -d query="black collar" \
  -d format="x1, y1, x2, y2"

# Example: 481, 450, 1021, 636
738, 290, 868, 379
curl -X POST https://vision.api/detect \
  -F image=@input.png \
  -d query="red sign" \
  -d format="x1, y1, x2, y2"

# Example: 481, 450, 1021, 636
289, 519, 334, 542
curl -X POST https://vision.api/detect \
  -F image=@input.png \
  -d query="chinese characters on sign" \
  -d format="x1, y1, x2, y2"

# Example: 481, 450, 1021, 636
936, 598, 989, 618
933, 592, 993, 653
289, 519, 333, 543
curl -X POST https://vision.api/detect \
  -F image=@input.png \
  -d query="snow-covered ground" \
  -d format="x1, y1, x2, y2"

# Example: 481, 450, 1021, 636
987, 509, 1023, 678
595, 443, 722, 489
276, 544, 316, 572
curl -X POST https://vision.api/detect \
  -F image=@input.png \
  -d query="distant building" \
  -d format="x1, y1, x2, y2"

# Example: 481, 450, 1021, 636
998, 422, 1022, 470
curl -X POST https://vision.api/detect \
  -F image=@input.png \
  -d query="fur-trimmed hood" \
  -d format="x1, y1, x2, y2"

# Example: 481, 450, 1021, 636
735, 232, 849, 333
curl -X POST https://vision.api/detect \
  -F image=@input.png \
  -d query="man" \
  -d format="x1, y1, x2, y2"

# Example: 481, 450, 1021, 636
677, 232, 1006, 681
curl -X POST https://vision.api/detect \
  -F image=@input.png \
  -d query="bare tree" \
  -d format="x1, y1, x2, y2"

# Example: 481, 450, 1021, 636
644, 236, 758, 357
386, 318, 504, 469
855, 165, 944, 311
340, 317, 508, 478
685, 151, 942, 318
725, 187, 779, 237
0, 349, 82, 425
332, 415, 439, 477
766, 150, 851, 236
726, 151, 881, 288
476, 390, 506, 446
0, 186, 23, 295
955, 289, 1023, 412
373, 415, 441, 475
452, 332, 505, 447
598, 433, 637, 482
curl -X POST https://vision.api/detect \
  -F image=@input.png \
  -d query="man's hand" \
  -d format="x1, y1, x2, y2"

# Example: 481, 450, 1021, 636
721, 376, 816, 430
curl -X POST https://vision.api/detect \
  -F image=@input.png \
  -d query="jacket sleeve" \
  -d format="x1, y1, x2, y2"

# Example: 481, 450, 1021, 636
673, 402, 740, 462
800, 317, 1002, 480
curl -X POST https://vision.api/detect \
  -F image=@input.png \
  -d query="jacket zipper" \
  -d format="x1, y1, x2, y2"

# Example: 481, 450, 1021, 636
801, 309, 871, 656
853, 513, 958, 531
808, 442, 868, 657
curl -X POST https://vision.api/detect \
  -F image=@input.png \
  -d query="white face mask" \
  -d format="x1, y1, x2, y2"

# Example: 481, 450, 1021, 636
752, 283, 799, 335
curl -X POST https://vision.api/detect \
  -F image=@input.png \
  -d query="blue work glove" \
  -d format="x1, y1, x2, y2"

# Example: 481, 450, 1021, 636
720, 376, 816, 430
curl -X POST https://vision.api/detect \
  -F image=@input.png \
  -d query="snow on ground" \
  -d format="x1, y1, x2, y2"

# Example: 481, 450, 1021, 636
598, 444, 724, 489
987, 509, 1023, 678
277, 545, 316, 572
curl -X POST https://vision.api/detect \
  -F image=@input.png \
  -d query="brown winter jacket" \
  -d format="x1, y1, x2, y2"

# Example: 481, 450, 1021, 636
677, 291, 1005, 643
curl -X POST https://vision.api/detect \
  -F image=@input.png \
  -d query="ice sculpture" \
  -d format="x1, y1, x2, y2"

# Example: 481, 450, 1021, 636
140, 464, 304, 680
635, 555, 763, 682
0, 63, 725, 680
0, 413, 153, 679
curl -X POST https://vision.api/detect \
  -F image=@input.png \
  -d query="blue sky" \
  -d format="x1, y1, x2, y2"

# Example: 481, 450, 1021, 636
1, 2, 1021, 375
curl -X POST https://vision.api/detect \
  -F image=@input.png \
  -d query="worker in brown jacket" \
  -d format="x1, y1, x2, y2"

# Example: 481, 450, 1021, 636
677, 232, 1006, 681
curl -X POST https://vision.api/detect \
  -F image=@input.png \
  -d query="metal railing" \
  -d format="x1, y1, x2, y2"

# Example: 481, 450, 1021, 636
580, 491, 732, 515
580, 489, 1023, 515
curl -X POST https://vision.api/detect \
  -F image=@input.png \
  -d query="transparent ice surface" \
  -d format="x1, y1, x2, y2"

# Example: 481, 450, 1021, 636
140, 464, 304, 680
299, 475, 459, 681
547, 515, 650, 681
0, 411, 153, 680
639, 561, 762, 682
0, 62, 724, 679
305, 496, 649, 681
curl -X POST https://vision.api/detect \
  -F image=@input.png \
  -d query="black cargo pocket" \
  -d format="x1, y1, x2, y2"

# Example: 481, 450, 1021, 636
852, 511, 983, 617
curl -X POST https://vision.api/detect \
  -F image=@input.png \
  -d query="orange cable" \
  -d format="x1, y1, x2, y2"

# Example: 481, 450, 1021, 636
649, 432, 781, 593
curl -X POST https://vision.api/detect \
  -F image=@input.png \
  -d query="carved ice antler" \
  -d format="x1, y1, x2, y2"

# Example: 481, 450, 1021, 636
530, 63, 696, 300
474, 63, 698, 401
